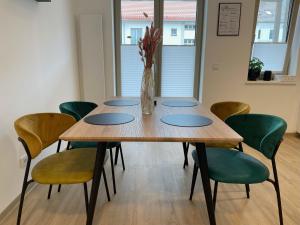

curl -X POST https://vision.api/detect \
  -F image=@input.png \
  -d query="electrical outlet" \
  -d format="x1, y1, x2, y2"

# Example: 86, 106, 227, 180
19, 155, 28, 168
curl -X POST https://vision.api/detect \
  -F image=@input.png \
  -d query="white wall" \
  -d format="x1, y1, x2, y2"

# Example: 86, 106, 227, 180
74, 0, 299, 132
201, 0, 300, 132
0, 0, 79, 214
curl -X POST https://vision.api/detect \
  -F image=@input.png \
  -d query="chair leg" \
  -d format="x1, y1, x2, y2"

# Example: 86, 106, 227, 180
189, 163, 198, 200
47, 185, 53, 200
102, 169, 111, 202
17, 159, 31, 225
58, 184, 62, 193
114, 146, 119, 165
83, 183, 89, 214
109, 148, 117, 194
182, 142, 189, 168
245, 184, 250, 199
213, 181, 218, 210
119, 145, 125, 171
272, 159, 283, 225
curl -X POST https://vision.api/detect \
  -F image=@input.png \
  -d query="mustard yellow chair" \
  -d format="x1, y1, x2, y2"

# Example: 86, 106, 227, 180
182, 101, 251, 168
14, 113, 110, 225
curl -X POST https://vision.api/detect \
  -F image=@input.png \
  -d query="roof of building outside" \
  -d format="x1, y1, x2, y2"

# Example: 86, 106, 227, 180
121, 1, 196, 21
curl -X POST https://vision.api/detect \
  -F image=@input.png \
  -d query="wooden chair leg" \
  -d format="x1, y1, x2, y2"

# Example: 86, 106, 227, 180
189, 163, 198, 200
109, 148, 117, 194
119, 145, 125, 171
83, 183, 89, 215
213, 181, 218, 210
102, 169, 110, 202
245, 184, 250, 199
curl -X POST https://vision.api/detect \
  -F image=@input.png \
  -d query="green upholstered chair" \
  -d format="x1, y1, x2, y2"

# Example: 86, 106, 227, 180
59, 101, 125, 195
189, 114, 287, 225
182, 101, 251, 168
14, 113, 110, 225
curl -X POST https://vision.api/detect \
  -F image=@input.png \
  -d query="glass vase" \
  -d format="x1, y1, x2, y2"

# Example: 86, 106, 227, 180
140, 68, 155, 115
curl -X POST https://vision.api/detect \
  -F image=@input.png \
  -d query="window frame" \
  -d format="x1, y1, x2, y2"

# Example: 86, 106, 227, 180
114, 0, 205, 98
250, 0, 300, 75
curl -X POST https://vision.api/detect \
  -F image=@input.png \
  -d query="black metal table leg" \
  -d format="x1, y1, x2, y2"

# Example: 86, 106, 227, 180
182, 142, 189, 168
86, 142, 107, 225
195, 143, 216, 225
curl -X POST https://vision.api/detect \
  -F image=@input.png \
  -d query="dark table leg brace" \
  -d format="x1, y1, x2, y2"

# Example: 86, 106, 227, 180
86, 142, 107, 225
195, 143, 216, 225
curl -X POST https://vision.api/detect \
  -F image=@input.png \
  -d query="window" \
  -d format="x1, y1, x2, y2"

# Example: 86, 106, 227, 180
115, 0, 203, 97
184, 39, 195, 45
251, 0, 299, 74
184, 24, 195, 30
171, 28, 177, 36
269, 29, 274, 40
130, 28, 143, 45
258, 30, 261, 39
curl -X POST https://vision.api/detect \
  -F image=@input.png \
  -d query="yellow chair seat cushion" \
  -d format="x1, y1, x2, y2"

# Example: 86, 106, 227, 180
32, 148, 107, 185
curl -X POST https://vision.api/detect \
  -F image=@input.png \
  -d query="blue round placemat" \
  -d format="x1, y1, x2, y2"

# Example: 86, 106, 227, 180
161, 114, 213, 127
161, 100, 198, 107
104, 99, 140, 107
84, 113, 135, 125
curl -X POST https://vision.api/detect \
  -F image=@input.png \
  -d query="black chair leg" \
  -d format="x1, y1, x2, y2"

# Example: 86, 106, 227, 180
182, 142, 189, 168
109, 148, 117, 194
189, 163, 198, 200
213, 181, 218, 210
119, 145, 125, 171
17, 159, 31, 225
245, 184, 250, 199
58, 184, 62, 193
83, 183, 89, 214
114, 146, 119, 166
47, 185, 52, 200
272, 159, 283, 225
102, 169, 111, 202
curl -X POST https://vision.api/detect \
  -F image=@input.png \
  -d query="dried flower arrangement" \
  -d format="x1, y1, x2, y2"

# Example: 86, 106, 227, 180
138, 13, 162, 69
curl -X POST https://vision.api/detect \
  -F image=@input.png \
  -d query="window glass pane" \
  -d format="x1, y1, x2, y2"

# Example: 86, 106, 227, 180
120, 0, 154, 96
252, 43, 287, 72
252, 0, 293, 73
255, 0, 292, 43
161, 0, 197, 97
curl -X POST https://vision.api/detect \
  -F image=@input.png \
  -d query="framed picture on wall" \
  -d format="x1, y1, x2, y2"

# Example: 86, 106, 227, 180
217, 3, 242, 36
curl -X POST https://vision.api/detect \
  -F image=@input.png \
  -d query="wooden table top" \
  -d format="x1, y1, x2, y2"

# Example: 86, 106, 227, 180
60, 97, 243, 144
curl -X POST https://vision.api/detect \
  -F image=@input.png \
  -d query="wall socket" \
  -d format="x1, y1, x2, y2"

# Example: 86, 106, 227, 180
19, 155, 28, 168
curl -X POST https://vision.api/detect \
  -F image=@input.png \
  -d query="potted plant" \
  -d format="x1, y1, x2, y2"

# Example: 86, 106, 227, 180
248, 57, 264, 81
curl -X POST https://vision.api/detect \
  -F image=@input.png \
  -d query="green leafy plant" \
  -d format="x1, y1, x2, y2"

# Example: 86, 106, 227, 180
249, 57, 264, 72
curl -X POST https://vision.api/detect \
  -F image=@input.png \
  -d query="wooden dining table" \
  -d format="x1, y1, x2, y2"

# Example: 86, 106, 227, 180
60, 97, 243, 225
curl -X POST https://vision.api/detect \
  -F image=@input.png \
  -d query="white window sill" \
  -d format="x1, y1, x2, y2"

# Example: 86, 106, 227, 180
245, 75, 297, 85
245, 80, 296, 85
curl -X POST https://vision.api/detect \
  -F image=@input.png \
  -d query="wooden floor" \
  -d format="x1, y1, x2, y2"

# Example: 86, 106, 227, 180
1, 135, 299, 225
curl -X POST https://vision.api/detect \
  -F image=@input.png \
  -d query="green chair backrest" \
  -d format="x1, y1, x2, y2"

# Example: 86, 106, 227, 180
225, 114, 287, 159
59, 101, 98, 121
